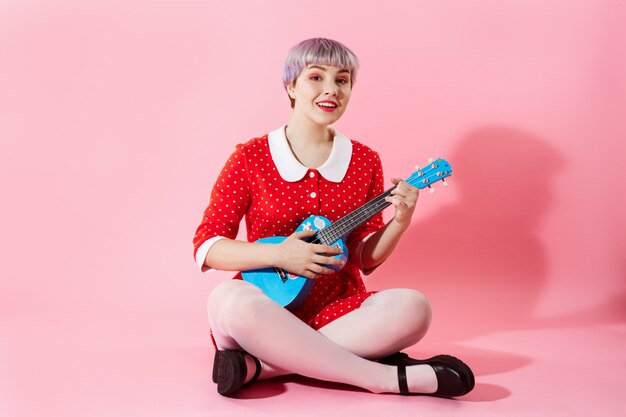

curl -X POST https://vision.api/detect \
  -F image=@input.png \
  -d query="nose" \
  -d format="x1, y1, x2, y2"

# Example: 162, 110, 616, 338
324, 79, 339, 96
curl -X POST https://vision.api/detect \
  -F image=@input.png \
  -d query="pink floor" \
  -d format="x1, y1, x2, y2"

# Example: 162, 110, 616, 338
4, 290, 625, 417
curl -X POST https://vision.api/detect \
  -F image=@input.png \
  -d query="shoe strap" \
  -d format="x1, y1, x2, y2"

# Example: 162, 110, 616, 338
397, 364, 409, 395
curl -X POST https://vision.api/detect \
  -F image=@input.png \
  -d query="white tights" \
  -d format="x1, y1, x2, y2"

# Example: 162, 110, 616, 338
207, 280, 436, 394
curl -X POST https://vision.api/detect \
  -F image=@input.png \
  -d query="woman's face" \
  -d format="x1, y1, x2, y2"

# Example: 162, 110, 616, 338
287, 64, 352, 126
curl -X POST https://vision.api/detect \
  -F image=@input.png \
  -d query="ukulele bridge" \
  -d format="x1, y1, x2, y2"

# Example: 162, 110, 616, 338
274, 267, 289, 283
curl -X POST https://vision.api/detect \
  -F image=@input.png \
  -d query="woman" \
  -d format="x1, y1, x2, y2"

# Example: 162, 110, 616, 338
193, 38, 474, 397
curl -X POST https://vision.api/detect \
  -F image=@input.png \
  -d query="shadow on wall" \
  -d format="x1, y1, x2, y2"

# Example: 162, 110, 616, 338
374, 126, 565, 341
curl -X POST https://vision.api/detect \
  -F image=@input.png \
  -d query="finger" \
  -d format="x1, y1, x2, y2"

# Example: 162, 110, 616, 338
385, 195, 402, 205
392, 191, 416, 206
314, 254, 344, 266
389, 178, 403, 193
405, 182, 419, 192
400, 185, 419, 198
396, 181, 418, 194
391, 182, 417, 198
292, 229, 317, 239
310, 264, 336, 275
390, 186, 418, 203
303, 270, 319, 279
385, 195, 411, 209
302, 268, 321, 279
391, 187, 407, 198
316, 244, 343, 254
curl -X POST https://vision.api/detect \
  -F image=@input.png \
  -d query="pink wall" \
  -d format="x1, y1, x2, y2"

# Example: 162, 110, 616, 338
1, 0, 624, 347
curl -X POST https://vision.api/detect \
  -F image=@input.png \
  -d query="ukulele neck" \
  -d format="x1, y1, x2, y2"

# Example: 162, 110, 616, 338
315, 158, 452, 245
316, 186, 395, 245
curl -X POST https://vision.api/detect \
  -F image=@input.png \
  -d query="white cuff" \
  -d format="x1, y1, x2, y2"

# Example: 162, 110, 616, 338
195, 236, 227, 272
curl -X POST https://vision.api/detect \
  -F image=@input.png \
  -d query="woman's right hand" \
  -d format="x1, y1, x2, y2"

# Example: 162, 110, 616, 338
275, 230, 344, 279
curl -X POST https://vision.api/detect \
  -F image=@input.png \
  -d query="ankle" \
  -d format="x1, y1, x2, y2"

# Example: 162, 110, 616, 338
400, 364, 438, 394
243, 354, 262, 384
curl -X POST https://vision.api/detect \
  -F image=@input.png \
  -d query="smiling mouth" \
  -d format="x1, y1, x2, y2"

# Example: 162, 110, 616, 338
317, 102, 338, 109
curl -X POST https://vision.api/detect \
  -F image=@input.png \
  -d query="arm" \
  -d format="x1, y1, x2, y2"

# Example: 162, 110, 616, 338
360, 178, 419, 273
204, 230, 344, 279
204, 238, 280, 271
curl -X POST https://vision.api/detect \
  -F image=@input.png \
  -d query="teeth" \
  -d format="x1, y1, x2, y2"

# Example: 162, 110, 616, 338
317, 102, 337, 108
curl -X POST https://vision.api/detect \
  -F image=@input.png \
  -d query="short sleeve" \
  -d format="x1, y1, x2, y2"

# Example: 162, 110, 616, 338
192, 145, 251, 264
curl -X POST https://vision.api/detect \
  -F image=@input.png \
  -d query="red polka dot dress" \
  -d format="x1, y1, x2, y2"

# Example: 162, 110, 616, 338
193, 126, 385, 329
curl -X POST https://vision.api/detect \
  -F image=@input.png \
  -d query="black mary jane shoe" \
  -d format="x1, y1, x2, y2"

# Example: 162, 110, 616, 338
380, 352, 475, 397
212, 350, 262, 396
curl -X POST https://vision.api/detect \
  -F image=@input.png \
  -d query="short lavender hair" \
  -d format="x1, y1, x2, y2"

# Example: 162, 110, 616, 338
282, 38, 359, 106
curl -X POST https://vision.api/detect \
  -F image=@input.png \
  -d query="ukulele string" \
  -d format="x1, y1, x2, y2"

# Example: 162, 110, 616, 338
324, 190, 393, 241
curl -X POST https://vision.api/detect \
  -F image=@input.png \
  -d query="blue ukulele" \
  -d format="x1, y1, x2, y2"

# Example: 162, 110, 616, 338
242, 158, 452, 309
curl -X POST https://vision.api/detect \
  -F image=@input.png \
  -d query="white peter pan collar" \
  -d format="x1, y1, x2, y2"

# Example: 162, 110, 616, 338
267, 125, 352, 183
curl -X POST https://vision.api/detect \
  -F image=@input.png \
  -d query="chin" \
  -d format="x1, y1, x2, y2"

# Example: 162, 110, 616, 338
317, 112, 345, 126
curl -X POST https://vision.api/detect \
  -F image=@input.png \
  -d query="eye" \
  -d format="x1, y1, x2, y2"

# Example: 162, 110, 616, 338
309, 74, 322, 81
337, 78, 349, 85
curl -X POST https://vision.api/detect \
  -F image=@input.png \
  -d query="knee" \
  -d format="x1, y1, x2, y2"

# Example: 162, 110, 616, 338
403, 289, 432, 320
390, 289, 432, 338
207, 280, 268, 330
208, 280, 260, 315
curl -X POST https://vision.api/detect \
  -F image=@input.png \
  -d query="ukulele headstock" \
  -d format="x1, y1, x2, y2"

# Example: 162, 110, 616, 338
405, 158, 452, 192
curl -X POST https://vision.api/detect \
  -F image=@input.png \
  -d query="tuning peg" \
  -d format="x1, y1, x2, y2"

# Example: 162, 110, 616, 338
427, 157, 434, 163
442, 179, 448, 187
414, 165, 420, 171
428, 185, 435, 194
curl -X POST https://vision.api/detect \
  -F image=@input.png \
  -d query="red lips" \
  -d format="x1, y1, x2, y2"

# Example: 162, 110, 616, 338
316, 100, 338, 112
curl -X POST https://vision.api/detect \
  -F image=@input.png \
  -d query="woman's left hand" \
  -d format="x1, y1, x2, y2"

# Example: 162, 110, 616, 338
384, 178, 419, 227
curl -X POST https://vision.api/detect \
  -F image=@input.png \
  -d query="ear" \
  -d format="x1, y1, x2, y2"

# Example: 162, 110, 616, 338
287, 83, 296, 99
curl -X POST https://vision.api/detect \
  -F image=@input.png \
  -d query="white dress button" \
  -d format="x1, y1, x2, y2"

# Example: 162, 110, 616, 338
309, 171, 315, 178
310, 192, 317, 198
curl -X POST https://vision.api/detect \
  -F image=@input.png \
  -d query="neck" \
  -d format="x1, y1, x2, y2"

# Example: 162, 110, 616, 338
285, 113, 332, 147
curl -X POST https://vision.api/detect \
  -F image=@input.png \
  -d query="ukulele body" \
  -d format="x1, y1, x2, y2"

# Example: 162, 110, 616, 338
241, 215, 348, 310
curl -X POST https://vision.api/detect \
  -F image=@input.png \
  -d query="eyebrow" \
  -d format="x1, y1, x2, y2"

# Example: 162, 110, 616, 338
307, 65, 351, 74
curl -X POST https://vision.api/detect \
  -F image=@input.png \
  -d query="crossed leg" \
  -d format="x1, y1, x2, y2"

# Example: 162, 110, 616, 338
207, 280, 436, 394
318, 288, 432, 359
